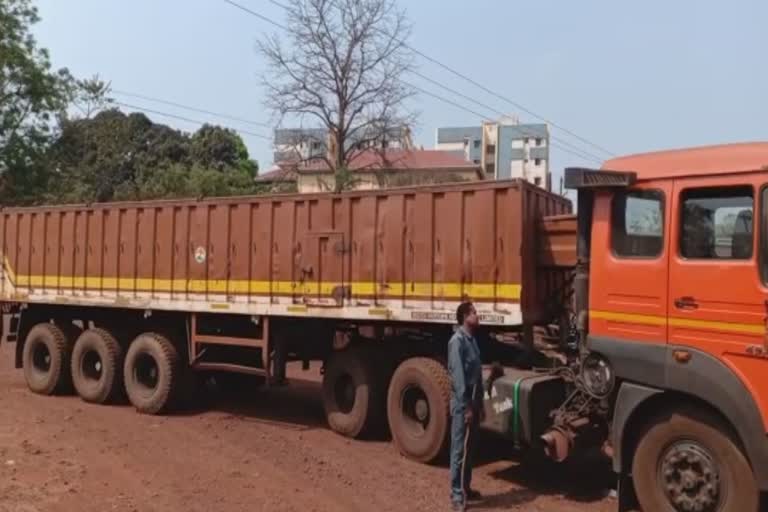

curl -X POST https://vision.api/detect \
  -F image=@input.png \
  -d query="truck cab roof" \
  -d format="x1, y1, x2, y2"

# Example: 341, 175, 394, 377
602, 142, 768, 182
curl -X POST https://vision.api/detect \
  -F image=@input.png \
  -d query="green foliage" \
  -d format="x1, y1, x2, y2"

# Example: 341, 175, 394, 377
0, 0, 74, 203
45, 109, 261, 203
0, 2, 262, 205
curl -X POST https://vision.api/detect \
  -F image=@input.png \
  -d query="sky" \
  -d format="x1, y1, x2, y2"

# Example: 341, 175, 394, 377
33, 0, 768, 186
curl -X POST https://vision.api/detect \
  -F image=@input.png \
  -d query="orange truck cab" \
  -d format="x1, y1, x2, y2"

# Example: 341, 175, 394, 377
566, 142, 768, 512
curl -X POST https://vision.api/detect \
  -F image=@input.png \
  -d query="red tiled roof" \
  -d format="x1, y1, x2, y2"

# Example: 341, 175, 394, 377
254, 166, 298, 183
297, 149, 478, 173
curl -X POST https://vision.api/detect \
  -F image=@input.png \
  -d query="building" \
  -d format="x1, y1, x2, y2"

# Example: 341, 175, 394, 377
436, 119, 550, 190
273, 126, 413, 164
257, 149, 482, 193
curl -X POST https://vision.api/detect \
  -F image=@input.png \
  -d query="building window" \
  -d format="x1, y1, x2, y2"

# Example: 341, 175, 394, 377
680, 186, 753, 259
473, 140, 481, 149
534, 177, 542, 186
611, 189, 665, 258
535, 138, 542, 146
485, 163, 496, 177
534, 158, 541, 166
312, 141, 321, 150
486, 144, 496, 156
524, 137, 530, 145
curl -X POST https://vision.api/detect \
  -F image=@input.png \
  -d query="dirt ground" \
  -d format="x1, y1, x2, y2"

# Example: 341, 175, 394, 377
0, 342, 616, 512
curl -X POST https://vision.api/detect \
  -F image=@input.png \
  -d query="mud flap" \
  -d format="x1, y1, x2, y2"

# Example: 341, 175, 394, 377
616, 472, 636, 512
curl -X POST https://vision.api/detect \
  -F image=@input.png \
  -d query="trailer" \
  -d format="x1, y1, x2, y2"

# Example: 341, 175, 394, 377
8, 143, 767, 512
0, 179, 570, 463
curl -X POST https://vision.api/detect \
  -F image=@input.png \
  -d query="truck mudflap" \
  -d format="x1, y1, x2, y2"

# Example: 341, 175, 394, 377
481, 369, 566, 447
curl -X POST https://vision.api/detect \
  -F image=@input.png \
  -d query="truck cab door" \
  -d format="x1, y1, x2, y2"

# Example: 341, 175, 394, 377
668, 175, 768, 427
589, 182, 671, 344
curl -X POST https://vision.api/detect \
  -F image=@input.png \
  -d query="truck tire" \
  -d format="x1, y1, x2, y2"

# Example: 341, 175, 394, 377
387, 357, 451, 463
123, 333, 180, 415
322, 347, 383, 438
22, 323, 73, 395
632, 406, 758, 512
71, 328, 124, 404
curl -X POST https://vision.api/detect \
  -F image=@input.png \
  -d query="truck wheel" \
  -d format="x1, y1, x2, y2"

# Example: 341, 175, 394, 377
123, 333, 179, 415
322, 347, 383, 438
632, 406, 758, 512
71, 328, 123, 404
387, 357, 451, 463
22, 323, 74, 395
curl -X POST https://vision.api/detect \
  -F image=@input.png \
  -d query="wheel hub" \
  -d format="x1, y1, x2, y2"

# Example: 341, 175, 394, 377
32, 343, 51, 372
414, 398, 429, 422
401, 386, 431, 435
660, 442, 720, 512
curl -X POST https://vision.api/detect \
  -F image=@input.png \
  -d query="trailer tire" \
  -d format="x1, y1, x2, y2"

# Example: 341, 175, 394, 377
632, 406, 758, 512
387, 357, 451, 464
71, 328, 124, 404
123, 333, 179, 415
22, 323, 73, 395
322, 347, 383, 439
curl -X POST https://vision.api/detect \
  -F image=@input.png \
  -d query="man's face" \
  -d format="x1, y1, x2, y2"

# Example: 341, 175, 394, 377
465, 305, 479, 328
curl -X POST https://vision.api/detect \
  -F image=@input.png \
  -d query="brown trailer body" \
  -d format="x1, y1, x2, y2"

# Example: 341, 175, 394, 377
0, 180, 569, 327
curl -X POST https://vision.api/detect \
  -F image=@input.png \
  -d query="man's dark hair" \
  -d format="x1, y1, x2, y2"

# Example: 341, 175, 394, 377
456, 302, 474, 325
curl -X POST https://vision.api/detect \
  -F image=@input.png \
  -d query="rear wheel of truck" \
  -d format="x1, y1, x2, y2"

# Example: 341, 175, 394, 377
632, 406, 758, 512
123, 333, 180, 415
71, 328, 124, 405
22, 323, 75, 395
387, 357, 451, 464
322, 347, 383, 439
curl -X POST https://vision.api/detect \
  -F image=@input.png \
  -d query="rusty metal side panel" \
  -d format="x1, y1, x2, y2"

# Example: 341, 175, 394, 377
250, 201, 271, 300
0, 180, 573, 327
61, 211, 76, 295
43, 212, 60, 294
271, 200, 295, 300
228, 203, 249, 299
538, 214, 577, 268
154, 206, 173, 298
519, 184, 573, 324
0, 213, 6, 297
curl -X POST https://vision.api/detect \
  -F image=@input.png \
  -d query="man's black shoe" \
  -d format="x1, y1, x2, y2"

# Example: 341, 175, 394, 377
466, 489, 482, 501
450, 502, 465, 512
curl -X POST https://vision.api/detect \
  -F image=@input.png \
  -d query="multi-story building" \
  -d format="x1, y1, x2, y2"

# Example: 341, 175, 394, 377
436, 119, 550, 190
273, 126, 413, 164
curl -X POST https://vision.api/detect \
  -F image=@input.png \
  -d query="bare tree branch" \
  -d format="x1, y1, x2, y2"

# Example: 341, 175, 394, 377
260, 0, 416, 191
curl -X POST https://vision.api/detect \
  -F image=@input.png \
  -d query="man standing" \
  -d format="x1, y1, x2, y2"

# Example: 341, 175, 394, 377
448, 302, 483, 511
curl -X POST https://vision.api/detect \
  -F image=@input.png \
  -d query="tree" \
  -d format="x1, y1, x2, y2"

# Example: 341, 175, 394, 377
47, 109, 261, 203
260, 0, 416, 191
0, 0, 73, 203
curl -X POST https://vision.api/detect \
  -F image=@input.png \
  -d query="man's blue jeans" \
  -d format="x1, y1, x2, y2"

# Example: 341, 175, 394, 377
450, 410, 476, 504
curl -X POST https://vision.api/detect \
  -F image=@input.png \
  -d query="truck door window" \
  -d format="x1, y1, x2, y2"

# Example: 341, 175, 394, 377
680, 186, 753, 259
611, 190, 664, 258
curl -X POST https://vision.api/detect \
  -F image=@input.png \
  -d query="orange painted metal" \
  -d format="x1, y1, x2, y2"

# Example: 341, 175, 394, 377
590, 143, 768, 430
0, 180, 570, 325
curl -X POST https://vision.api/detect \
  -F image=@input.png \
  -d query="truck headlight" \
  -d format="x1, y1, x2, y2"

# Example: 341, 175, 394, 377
580, 353, 614, 399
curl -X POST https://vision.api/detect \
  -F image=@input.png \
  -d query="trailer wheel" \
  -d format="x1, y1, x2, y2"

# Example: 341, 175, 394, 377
22, 323, 74, 395
71, 328, 124, 404
123, 333, 179, 415
387, 357, 451, 463
632, 406, 758, 512
322, 347, 383, 438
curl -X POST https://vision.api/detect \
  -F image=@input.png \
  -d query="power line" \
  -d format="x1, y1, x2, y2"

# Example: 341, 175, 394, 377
112, 90, 271, 128
224, 0, 613, 160
409, 70, 606, 163
407, 47, 615, 157
407, 82, 601, 163
222, 0, 288, 30
114, 101, 272, 140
